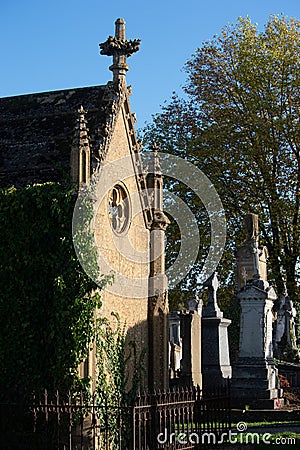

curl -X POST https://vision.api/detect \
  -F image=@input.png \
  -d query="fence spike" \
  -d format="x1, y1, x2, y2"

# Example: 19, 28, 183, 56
2, 385, 231, 447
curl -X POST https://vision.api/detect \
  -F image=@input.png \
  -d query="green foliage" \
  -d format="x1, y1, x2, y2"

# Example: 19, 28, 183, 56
0, 181, 147, 450
0, 182, 105, 395
95, 312, 146, 448
142, 15, 300, 342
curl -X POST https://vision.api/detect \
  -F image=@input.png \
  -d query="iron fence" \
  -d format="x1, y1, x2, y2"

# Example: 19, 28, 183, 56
133, 384, 231, 449
0, 385, 230, 449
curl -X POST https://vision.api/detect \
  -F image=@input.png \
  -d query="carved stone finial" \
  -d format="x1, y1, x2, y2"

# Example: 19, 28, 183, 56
71, 105, 90, 184
77, 105, 87, 126
78, 105, 85, 114
99, 18, 141, 84
75, 106, 88, 138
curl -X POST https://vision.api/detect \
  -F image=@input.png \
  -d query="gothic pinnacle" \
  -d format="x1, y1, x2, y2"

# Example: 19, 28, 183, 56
99, 18, 141, 84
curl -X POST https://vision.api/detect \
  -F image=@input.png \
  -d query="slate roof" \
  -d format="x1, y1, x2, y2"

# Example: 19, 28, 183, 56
0, 85, 107, 187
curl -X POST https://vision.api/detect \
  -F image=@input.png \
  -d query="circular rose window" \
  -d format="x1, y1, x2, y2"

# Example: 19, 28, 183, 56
108, 184, 131, 234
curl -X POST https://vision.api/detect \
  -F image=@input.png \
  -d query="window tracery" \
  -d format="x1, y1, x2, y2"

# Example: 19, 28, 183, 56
108, 184, 130, 234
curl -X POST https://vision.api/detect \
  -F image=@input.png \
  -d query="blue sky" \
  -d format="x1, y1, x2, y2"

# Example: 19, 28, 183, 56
1, 0, 299, 128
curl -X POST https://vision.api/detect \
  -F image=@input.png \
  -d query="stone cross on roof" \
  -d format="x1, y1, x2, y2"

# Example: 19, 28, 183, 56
99, 18, 141, 84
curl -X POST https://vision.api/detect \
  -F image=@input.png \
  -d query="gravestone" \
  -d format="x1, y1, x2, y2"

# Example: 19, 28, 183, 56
274, 288, 299, 361
179, 294, 202, 388
232, 214, 283, 408
169, 312, 182, 380
202, 273, 232, 388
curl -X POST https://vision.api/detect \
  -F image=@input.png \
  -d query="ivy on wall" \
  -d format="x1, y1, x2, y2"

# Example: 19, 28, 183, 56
0, 182, 105, 395
95, 312, 146, 448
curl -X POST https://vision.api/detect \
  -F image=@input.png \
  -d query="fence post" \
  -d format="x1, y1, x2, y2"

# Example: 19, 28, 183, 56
194, 384, 201, 436
132, 403, 136, 450
227, 377, 231, 430
150, 391, 158, 450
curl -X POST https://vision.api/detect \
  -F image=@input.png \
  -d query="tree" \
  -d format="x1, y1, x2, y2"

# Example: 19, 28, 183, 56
143, 15, 300, 315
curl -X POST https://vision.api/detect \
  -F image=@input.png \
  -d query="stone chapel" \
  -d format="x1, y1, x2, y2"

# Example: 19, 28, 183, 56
0, 18, 169, 391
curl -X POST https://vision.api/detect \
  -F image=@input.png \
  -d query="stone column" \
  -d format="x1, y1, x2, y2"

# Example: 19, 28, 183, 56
147, 144, 170, 391
202, 273, 231, 388
148, 267, 169, 391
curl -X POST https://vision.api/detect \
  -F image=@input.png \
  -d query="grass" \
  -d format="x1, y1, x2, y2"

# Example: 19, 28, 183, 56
232, 420, 300, 427
219, 431, 300, 448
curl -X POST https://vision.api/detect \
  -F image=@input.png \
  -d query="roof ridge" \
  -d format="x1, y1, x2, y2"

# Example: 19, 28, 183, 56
91, 81, 127, 171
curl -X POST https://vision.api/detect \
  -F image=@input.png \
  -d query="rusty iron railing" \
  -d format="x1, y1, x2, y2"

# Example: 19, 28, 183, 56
133, 384, 231, 449
0, 384, 231, 449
